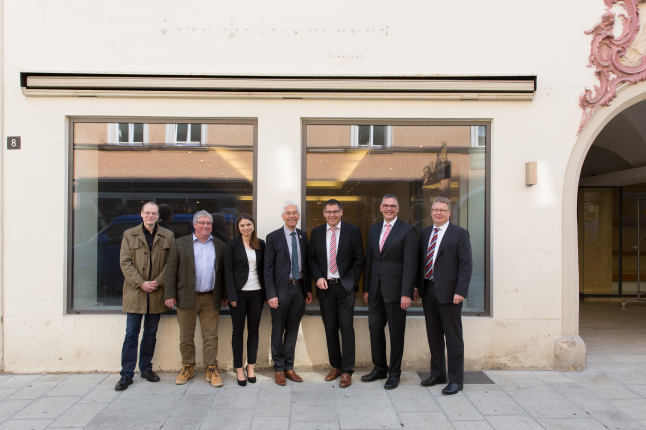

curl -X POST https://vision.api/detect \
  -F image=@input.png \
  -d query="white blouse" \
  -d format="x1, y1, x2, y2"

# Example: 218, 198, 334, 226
242, 248, 261, 291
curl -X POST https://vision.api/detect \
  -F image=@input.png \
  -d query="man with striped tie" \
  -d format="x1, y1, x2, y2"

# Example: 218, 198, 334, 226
416, 197, 472, 395
362, 194, 418, 390
307, 199, 364, 388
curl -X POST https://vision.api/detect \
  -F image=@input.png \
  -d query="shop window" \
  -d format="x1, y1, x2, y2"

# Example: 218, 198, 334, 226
70, 120, 256, 312
304, 121, 489, 316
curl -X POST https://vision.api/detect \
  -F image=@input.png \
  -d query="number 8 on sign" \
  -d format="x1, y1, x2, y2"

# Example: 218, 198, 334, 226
6, 136, 21, 150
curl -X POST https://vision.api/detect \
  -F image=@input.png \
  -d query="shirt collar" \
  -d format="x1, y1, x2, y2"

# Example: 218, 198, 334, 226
327, 221, 341, 231
193, 233, 213, 243
383, 217, 398, 229
142, 223, 158, 236
432, 222, 449, 232
284, 225, 298, 236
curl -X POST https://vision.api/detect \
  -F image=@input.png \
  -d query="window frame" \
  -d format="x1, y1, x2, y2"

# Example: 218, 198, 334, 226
108, 123, 149, 146
350, 125, 393, 148
167, 123, 207, 146
301, 118, 492, 317
67, 117, 258, 314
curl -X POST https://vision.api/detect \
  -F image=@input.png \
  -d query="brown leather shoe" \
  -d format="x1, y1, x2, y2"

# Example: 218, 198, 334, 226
275, 371, 286, 386
339, 374, 352, 388
325, 368, 342, 381
285, 370, 303, 382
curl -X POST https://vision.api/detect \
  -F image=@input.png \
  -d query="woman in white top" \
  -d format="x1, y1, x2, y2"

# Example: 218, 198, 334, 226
225, 213, 265, 386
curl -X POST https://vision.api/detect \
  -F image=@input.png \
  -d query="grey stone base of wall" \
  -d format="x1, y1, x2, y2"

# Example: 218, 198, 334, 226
553, 335, 587, 371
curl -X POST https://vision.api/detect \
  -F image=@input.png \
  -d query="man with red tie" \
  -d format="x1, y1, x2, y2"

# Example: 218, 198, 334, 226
415, 197, 472, 395
362, 194, 418, 390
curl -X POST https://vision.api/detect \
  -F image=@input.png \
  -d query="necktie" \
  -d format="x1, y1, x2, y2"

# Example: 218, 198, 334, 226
330, 227, 338, 274
425, 228, 439, 280
380, 223, 392, 252
291, 231, 300, 280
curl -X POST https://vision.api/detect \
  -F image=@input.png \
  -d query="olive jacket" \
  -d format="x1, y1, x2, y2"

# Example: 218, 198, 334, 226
163, 234, 227, 309
120, 223, 175, 314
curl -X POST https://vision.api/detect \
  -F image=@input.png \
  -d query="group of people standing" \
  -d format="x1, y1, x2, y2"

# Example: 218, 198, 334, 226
114, 193, 472, 396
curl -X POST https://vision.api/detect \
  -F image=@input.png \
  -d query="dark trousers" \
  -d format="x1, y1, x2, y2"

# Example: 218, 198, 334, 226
319, 283, 355, 375
422, 280, 464, 384
270, 285, 305, 371
120, 312, 161, 378
230, 289, 264, 368
368, 282, 407, 378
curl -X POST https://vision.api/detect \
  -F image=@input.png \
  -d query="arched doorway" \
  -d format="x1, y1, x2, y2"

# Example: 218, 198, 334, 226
562, 84, 646, 368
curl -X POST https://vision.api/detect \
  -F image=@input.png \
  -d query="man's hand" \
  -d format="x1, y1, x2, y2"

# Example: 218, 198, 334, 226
363, 292, 369, 304
401, 296, 411, 310
413, 289, 420, 302
221, 299, 228, 308
305, 292, 312, 305
165, 298, 177, 309
230, 301, 238, 307
453, 294, 464, 305
268, 298, 278, 309
141, 281, 156, 293
316, 278, 328, 290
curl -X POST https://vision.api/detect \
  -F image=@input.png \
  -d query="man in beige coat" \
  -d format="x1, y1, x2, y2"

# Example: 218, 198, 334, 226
116, 201, 175, 391
164, 210, 227, 387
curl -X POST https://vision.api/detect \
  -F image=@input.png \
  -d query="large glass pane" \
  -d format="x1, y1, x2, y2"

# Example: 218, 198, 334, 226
305, 123, 487, 314
358, 125, 371, 146
373, 125, 386, 146
133, 123, 144, 143
176, 123, 188, 142
621, 188, 646, 294
71, 122, 255, 311
190, 124, 202, 143
118, 123, 129, 143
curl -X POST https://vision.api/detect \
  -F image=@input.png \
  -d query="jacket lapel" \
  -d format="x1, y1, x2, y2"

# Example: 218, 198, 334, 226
212, 238, 219, 272
185, 236, 196, 270
279, 228, 290, 258
336, 223, 347, 257
381, 219, 401, 252
437, 223, 454, 257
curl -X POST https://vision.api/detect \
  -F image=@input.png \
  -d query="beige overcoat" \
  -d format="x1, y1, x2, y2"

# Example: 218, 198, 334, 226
120, 223, 175, 314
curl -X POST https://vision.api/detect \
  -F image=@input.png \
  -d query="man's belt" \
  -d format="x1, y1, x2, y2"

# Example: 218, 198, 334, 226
196, 290, 214, 296
287, 278, 302, 285
327, 278, 341, 285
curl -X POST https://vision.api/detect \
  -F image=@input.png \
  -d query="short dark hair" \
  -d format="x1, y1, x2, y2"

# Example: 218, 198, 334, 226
158, 204, 174, 221
381, 194, 399, 205
141, 201, 159, 212
324, 199, 343, 211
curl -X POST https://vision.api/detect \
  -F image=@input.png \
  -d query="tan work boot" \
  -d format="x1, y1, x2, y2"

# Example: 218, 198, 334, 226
175, 365, 195, 385
207, 366, 223, 387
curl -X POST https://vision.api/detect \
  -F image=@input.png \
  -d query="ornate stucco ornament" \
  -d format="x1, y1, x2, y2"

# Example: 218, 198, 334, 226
579, 0, 646, 133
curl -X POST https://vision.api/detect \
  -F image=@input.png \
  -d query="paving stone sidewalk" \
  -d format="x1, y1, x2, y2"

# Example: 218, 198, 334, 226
0, 365, 645, 430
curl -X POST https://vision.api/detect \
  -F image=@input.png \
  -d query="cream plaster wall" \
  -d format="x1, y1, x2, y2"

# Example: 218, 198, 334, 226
2, 0, 611, 372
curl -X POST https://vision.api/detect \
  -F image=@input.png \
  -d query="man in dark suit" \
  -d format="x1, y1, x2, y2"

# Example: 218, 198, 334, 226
265, 200, 312, 386
307, 199, 364, 388
362, 194, 418, 390
164, 210, 228, 388
416, 196, 472, 395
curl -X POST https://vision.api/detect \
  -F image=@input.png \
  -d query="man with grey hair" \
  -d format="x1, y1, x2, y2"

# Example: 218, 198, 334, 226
265, 200, 312, 386
164, 210, 228, 387
416, 196, 472, 395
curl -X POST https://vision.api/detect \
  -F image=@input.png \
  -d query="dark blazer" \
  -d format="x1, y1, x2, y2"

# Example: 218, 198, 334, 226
307, 222, 364, 299
164, 234, 227, 309
264, 227, 311, 301
417, 223, 472, 304
224, 236, 265, 303
364, 218, 418, 303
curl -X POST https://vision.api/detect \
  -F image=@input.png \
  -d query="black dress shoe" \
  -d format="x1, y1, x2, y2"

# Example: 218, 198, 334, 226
140, 369, 160, 382
246, 364, 256, 384
442, 382, 463, 395
420, 375, 447, 387
361, 370, 388, 382
384, 376, 400, 390
115, 375, 133, 391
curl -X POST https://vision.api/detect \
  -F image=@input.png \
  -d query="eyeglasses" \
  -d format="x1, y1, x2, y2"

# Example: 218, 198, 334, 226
324, 210, 341, 215
196, 221, 213, 226
381, 204, 398, 209
431, 209, 450, 213
142, 212, 159, 217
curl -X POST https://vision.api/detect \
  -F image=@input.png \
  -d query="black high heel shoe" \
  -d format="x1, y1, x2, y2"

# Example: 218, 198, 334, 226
246, 364, 257, 383
236, 369, 247, 387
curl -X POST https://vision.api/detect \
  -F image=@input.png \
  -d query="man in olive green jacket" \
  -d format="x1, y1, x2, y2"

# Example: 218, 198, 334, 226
164, 210, 227, 387
116, 201, 175, 391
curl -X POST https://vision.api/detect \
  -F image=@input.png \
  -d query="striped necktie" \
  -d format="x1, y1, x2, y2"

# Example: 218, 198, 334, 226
425, 228, 440, 280
380, 223, 392, 252
329, 227, 338, 274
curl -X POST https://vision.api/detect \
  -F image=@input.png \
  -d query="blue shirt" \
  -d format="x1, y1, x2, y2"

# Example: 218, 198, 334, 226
193, 233, 216, 293
283, 225, 302, 280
